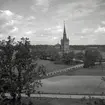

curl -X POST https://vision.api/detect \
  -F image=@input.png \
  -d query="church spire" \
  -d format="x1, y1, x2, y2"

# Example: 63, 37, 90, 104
63, 21, 67, 39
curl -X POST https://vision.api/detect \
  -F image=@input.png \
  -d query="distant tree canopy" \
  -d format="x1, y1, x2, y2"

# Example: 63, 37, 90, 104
75, 52, 84, 60
62, 52, 75, 65
70, 45, 105, 51
84, 48, 102, 68
31, 45, 59, 61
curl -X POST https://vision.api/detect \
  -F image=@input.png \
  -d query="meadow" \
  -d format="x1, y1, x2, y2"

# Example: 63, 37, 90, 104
57, 64, 105, 76
38, 76, 105, 94
37, 59, 70, 73
22, 97, 102, 105
37, 60, 105, 76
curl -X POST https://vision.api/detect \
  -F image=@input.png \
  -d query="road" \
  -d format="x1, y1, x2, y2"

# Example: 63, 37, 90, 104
5, 93, 105, 99
46, 64, 84, 76
46, 61, 105, 77
29, 94, 105, 99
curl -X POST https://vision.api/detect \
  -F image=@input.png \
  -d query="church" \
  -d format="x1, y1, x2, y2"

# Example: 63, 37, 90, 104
61, 22, 69, 53
55, 22, 70, 54
54, 22, 105, 57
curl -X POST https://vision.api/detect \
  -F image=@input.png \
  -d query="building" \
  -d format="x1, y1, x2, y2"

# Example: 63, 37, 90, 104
61, 22, 69, 53
54, 22, 70, 54
54, 22, 85, 54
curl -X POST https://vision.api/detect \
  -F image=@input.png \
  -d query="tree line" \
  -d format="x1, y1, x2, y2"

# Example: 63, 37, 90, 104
31, 44, 103, 67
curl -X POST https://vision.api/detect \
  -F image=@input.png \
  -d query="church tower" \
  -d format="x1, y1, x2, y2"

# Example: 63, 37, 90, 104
61, 22, 69, 53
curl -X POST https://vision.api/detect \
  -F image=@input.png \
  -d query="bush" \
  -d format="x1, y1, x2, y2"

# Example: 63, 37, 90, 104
75, 52, 84, 60
84, 48, 102, 68
54, 60, 63, 64
62, 52, 75, 65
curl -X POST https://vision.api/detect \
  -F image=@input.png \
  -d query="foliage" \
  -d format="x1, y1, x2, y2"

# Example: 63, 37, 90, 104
31, 45, 59, 61
86, 98, 105, 105
70, 45, 105, 51
84, 48, 102, 68
62, 52, 75, 65
0, 36, 46, 105
75, 52, 84, 60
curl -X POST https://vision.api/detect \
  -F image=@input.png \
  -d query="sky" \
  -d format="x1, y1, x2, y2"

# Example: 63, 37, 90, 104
0, 0, 105, 45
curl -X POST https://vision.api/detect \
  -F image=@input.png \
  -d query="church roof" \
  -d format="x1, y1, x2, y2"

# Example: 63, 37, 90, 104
63, 21, 68, 40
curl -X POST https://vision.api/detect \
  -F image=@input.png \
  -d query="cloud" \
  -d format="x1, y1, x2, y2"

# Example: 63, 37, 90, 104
31, 0, 50, 12
0, 10, 13, 17
32, 24, 63, 44
26, 16, 36, 21
94, 26, 105, 33
52, 25, 62, 33
5, 20, 14, 26
25, 30, 35, 35
0, 10, 23, 29
0, 0, 105, 45
10, 27, 18, 33
71, 32, 104, 45
0, 10, 23, 37
35, 0, 49, 6
71, 23, 105, 45
0, 34, 3, 38
0, 10, 14, 27
43, 25, 63, 35
44, 28, 51, 31
26, 31, 32, 34
102, 21, 105, 25
52, 36, 58, 40
81, 28, 93, 34
51, 0, 99, 21
0, 9, 37, 40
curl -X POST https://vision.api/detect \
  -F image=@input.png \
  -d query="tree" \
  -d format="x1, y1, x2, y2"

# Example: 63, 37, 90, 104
0, 36, 17, 102
84, 48, 101, 68
0, 36, 46, 105
31, 45, 48, 60
75, 52, 84, 60
31, 45, 59, 61
45, 46, 59, 61
62, 52, 75, 65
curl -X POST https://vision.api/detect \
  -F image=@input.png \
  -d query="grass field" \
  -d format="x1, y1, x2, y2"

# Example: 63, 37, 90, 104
22, 61, 105, 105
37, 60, 105, 76
36, 60, 105, 95
22, 97, 102, 105
70, 65, 105, 76
22, 98, 82, 105
57, 65, 105, 76
38, 76, 105, 94
37, 59, 70, 73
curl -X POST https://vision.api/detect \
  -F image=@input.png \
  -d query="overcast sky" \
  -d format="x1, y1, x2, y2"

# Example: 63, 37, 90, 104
0, 0, 105, 45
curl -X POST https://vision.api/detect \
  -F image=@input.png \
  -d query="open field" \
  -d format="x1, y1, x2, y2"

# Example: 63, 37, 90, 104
37, 60, 105, 76
36, 60, 105, 95
22, 97, 103, 105
22, 98, 84, 105
69, 65, 105, 76
57, 65, 105, 76
38, 76, 105, 94
37, 59, 70, 73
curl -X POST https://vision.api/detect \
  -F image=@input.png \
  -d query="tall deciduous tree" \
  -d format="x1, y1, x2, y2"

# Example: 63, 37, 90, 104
84, 48, 102, 68
75, 52, 84, 60
0, 36, 46, 105
62, 52, 75, 65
